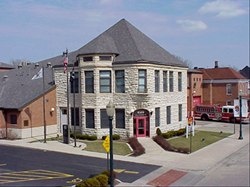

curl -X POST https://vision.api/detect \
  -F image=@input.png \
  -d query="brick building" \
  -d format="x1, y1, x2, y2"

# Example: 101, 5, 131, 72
200, 62, 249, 106
187, 69, 203, 117
0, 64, 57, 139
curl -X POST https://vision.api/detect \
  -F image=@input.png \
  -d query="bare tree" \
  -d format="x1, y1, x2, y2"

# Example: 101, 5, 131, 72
174, 55, 193, 69
10, 59, 33, 67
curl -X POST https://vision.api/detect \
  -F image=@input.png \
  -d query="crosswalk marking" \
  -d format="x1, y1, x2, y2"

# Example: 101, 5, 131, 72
0, 169, 73, 184
124, 170, 139, 174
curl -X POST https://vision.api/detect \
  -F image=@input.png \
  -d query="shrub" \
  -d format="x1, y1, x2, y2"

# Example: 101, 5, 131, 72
101, 170, 117, 185
162, 128, 186, 139
128, 137, 145, 156
112, 134, 120, 140
153, 135, 189, 154
95, 174, 108, 187
153, 135, 174, 151
176, 128, 186, 136
76, 173, 108, 187
87, 135, 97, 141
102, 134, 120, 141
156, 128, 162, 136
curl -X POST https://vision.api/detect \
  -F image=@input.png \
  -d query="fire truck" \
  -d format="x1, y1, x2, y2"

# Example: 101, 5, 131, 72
194, 104, 249, 123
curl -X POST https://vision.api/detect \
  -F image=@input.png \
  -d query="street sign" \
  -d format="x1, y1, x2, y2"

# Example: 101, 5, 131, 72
102, 136, 110, 153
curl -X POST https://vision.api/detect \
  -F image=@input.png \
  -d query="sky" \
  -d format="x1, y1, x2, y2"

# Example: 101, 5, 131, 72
0, 0, 249, 69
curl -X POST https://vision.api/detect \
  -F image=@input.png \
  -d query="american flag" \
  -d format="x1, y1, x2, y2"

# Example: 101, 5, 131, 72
63, 56, 68, 73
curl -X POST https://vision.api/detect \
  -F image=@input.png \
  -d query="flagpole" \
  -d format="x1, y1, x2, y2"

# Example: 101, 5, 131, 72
43, 66, 47, 143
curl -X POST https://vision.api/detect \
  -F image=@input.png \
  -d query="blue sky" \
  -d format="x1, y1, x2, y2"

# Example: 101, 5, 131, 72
0, 0, 249, 69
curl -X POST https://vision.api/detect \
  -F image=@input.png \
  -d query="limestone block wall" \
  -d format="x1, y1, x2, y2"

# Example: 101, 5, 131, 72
54, 59, 187, 139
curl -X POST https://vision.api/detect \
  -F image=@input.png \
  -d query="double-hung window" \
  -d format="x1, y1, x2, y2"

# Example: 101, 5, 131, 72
116, 109, 125, 128
166, 106, 171, 124
155, 107, 160, 127
86, 109, 95, 128
155, 70, 160, 92
85, 71, 94, 93
226, 84, 232, 95
169, 71, 174, 92
100, 109, 109, 128
100, 70, 111, 93
178, 72, 182, 92
178, 104, 182, 121
71, 107, 80, 126
138, 69, 147, 93
163, 71, 168, 92
115, 70, 125, 93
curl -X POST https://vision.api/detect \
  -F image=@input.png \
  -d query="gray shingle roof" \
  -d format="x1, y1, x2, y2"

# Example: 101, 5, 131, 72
37, 19, 187, 68
0, 64, 55, 110
77, 19, 187, 67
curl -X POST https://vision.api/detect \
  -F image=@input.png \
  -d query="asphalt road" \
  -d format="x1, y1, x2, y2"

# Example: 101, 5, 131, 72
0, 145, 160, 186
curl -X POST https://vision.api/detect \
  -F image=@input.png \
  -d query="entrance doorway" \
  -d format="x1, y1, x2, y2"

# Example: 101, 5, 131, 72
133, 109, 150, 137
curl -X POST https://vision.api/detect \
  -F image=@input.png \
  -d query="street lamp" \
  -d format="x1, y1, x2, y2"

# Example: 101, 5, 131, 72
106, 100, 115, 187
238, 91, 243, 140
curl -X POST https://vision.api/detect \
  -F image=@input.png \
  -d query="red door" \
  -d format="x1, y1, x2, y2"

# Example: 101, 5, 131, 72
134, 117, 146, 137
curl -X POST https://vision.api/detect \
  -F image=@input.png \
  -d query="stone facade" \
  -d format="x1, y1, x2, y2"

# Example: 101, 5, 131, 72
54, 54, 188, 139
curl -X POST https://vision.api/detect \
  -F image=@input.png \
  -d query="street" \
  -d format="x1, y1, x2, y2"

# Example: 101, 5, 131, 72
0, 145, 160, 186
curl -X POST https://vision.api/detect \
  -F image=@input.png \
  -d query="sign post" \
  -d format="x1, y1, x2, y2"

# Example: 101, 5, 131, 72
102, 136, 110, 173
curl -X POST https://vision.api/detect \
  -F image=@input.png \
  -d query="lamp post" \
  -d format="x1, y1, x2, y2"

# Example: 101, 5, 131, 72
106, 100, 115, 187
238, 91, 243, 140
63, 49, 70, 144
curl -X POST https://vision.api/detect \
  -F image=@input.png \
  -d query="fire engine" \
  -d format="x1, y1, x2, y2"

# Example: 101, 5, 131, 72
194, 105, 249, 123
194, 105, 222, 121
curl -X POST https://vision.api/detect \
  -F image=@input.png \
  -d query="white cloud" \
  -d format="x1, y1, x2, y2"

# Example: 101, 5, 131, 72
176, 19, 207, 32
199, 0, 247, 18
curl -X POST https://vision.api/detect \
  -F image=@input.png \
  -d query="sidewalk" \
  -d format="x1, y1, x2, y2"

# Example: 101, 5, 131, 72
0, 122, 249, 186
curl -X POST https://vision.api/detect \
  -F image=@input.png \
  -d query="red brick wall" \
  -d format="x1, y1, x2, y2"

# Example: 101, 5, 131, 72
20, 88, 57, 129
0, 88, 57, 130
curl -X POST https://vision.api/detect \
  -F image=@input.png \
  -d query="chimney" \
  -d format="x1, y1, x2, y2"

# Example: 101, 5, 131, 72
214, 61, 219, 68
47, 62, 52, 68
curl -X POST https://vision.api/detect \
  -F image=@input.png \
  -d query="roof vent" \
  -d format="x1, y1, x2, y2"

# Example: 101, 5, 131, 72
47, 62, 52, 68
35, 63, 39, 68
214, 61, 219, 68
18, 64, 22, 69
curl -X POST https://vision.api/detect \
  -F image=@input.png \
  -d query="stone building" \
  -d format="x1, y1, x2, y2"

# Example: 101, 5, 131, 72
54, 19, 188, 138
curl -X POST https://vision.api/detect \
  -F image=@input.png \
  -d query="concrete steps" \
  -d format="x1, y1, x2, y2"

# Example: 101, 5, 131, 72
137, 137, 164, 154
